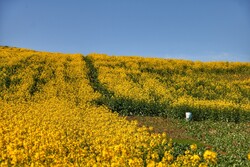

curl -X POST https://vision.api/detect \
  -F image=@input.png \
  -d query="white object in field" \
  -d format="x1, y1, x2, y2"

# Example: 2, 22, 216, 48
185, 112, 192, 121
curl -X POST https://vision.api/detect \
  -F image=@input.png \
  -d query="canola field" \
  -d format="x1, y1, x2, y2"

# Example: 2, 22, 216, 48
88, 54, 250, 122
0, 46, 249, 166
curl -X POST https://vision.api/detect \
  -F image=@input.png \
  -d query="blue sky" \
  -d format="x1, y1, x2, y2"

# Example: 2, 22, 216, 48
1, 0, 249, 62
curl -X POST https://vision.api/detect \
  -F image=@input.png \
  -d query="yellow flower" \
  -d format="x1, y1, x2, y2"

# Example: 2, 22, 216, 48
191, 154, 201, 164
147, 160, 155, 167
185, 150, 191, 155
248, 152, 250, 161
203, 150, 217, 164
198, 162, 208, 167
163, 151, 173, 162
149, 126, 154, 131
190, 144, 197, 151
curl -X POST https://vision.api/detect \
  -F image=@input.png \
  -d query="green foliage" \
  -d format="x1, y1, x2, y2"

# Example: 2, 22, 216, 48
181, 120, 250, 166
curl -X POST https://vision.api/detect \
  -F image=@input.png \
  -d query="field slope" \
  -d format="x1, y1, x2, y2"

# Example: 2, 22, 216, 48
86, 53, 250, 122
0, 46, 249, 166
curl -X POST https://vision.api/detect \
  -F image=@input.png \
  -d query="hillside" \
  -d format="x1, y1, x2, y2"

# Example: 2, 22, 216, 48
0, 46, 249, 166
86, 53, 250, 122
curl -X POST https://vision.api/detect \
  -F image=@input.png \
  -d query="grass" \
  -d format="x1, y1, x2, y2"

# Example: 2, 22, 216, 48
126, 116, 250, 166
126, 116, 191, 139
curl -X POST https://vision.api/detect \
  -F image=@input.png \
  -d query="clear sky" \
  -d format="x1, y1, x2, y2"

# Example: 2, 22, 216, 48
1, 0, 250, 62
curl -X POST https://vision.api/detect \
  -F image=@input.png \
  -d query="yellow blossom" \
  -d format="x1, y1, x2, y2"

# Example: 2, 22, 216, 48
190, 144, 197, 151
203, 150, 217, 164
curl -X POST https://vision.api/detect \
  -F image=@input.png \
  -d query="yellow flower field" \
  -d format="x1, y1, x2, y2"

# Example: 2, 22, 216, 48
0, 46, 221, 166
88, 53, 250, 121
